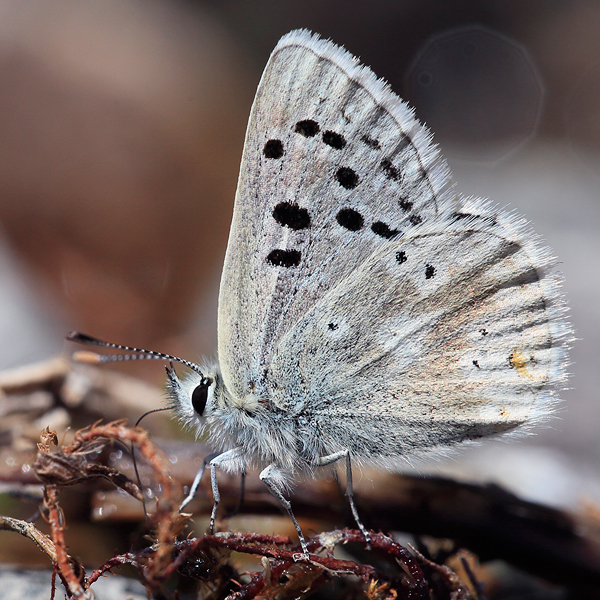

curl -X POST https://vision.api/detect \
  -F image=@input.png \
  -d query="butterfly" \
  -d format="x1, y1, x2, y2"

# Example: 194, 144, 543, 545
69, 29, 570, 557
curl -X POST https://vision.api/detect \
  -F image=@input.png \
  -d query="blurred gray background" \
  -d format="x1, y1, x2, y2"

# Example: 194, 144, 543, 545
0, 0, 598, 507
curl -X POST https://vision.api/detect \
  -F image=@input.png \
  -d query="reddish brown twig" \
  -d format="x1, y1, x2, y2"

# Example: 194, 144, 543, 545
145, 529, 428, 599
33, 421, 185, 597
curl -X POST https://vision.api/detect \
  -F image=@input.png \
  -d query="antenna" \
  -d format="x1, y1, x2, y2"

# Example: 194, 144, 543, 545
66, 331, 205, 376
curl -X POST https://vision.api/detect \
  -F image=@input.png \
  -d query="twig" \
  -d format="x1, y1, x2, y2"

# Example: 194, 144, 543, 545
0, 514, 57, 561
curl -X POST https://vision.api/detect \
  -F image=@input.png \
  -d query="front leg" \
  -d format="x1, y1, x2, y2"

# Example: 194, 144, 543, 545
207, 448, 245, 534
179, 451, 221, 511
317, 450, 370, 543
259, 464, 310, 558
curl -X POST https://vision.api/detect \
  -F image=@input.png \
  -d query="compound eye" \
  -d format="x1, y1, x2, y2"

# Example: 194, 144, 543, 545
191, 379, 210, 416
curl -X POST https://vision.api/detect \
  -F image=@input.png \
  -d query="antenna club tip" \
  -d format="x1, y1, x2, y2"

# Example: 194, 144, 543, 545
72, 350, 104, 364
66, 331, 98, 344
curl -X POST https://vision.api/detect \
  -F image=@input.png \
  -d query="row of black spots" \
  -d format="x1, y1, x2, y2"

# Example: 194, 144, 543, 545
266, 249, 301, 268
263, 120, 349, 158
271, 119, 358, 192
394, 249, 437, 281
272, 201, 311, 231
335, 208, 401, 240
264, 136, 351, 170
268, 199, 310, 268
294, 119, 347, 150
294, 120, 359, 191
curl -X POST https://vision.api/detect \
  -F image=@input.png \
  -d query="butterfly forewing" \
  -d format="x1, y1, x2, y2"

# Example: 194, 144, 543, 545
218, 30, 455, 401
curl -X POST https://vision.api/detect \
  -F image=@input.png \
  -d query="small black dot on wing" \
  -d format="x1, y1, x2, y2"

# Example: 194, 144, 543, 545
266, 249, 301, 267
409, 214, 423, 226
328, 323, 338, 331
473, 360, 480, 368
336, 167, 359, 189
425, 264, 435, 279
272, 202, 310, 230
322, 130, 346, 149
263, 139, 284, 159
336, 208, 364, 231
294, 119, 320, 137
371, 221, 400, 239
396, 250, 407, 264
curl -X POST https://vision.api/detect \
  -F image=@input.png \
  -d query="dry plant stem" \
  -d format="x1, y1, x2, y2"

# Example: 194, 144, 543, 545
65, 422, 183, 580
0, 514, 57, 560
34, 422, 185, 595
88, 553, 138, 585
62, 422, 180, 506
165, 530, 429, 599
0, 514, 72, 596
44, 485, 92, 599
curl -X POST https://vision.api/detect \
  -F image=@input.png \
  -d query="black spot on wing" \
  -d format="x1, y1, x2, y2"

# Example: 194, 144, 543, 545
409, 214, 423, 226
425, 264, 435, 279
294, 119, 320, 137
396, 250, 407, 264
336, 208, 364, 231
328, 323, 338, 331
399, 197, 414, 212
371, 221, 400, 239
272, 202, 310, 230
473, 360, 480, 368
266, 249, 301, 268
361, 135, 380, 149
336, 167, 359, 189
322, 130, 346, 149
263, 139, 284, 159
381, 158, 401, 182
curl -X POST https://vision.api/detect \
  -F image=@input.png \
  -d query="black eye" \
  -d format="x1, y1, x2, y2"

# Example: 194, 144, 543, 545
191, 379, 210, 416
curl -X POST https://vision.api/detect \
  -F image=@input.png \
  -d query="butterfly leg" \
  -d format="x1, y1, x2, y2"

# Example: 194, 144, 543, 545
202, 448, 245, 534
179, 451, 221, 511
317, 450, 370, 543
259, 464, 310, 558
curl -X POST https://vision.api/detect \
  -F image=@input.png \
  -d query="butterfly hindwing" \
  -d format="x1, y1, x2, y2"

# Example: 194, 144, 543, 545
268, 203, 569, 460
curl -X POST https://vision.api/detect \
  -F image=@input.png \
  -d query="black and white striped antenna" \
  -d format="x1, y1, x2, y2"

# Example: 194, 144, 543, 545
66, 331, 205, 376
